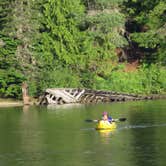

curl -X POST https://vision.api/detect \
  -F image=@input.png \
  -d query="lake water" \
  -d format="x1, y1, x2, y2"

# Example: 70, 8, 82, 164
0, 100, 165, 166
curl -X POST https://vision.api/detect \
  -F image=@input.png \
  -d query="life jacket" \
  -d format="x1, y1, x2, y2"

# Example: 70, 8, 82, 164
108, 116, 113, 122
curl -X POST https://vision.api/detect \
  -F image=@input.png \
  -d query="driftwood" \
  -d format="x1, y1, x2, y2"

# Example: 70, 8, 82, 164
38, 88, 155, 105
21, 82, 30, 105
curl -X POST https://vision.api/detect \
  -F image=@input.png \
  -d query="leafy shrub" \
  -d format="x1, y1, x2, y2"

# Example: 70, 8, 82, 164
94, 64, 166, 94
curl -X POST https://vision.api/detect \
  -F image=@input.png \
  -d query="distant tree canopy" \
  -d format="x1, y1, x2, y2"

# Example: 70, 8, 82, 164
0, 0, 165, 98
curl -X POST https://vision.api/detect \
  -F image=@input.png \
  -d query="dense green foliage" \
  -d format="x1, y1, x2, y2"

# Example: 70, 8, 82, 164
125, 0, 166, 65
0, 34, 25, 98
95, 64, 166, 94
0, 0, 165, 98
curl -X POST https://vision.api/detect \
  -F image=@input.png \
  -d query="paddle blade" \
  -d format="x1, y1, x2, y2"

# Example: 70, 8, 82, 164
118, 118, 127, 121
85, 119, 93, 122
85, 119, 98, 122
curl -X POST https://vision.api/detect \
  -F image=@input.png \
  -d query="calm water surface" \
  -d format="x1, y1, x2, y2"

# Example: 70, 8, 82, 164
0, 100, 165, 166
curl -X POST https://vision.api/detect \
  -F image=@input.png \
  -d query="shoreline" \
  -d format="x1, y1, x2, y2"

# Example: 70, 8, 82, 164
0, 94, 166, 108
0, 101, 23, 107
0, 99, 23, 107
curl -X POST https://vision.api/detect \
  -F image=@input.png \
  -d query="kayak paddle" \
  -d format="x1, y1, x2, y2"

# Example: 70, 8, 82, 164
85, 119, 99, 122
85, 118, 126, 123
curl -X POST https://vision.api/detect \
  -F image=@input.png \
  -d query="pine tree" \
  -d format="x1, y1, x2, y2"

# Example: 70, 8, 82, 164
80, 0, 128, 79
0, 0, 42, 97
7, 0, 41, 74
124, 0, 166, 65
0, 0, 13, 31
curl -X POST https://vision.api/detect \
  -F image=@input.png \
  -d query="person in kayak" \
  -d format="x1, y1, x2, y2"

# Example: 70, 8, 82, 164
102, 112, 113, 123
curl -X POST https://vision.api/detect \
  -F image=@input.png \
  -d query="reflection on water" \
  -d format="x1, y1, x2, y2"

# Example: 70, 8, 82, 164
97, 130, 116, 145
129, 111, 157, 166
0, 100, 165, 166
47, 103, 84, 110
22, 105, 30, 113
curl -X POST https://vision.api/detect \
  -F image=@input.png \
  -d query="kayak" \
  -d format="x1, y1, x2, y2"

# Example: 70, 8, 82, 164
96, 120, 116, 130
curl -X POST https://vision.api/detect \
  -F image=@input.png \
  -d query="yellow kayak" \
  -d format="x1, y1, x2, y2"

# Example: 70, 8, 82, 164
96, 120, 116, 130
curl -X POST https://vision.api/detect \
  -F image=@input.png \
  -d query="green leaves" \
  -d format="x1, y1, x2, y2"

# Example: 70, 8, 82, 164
125, 0, 166, 65
0, 34, 25, 98
148, 1, 166, 29
42, 0, 84, 65
94, 64, 166, 94
0, 0, 165, 98
0, 69, 25, 98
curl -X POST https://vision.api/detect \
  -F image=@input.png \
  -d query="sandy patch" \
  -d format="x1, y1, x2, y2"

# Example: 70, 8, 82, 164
0, 101, 23, 107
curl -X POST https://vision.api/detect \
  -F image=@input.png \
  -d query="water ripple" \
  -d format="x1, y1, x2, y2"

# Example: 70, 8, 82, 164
118, 123, 166, 130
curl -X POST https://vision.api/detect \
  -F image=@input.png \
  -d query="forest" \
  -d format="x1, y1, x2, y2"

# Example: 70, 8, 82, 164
0, 0, 166, 98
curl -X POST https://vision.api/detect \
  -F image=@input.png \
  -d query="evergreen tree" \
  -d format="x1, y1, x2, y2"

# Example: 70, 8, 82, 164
124, 0, 166, 65
81, 0, 128, 77
0, 0, 42, 96
0, 0, 13, 31
0, 33, 25, 98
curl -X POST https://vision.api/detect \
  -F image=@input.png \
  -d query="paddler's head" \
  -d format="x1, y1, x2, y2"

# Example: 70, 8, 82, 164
102, 112, 108, 120
103, 112, 108, 115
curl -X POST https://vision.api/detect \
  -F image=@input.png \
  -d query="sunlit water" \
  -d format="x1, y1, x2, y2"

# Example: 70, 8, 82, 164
0, 100, 165, 166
